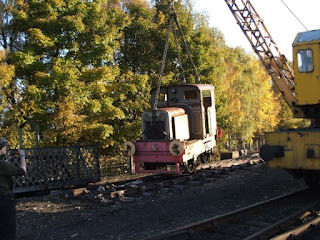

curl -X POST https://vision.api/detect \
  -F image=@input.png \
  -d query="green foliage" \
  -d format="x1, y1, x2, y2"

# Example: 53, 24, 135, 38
1, 0, 133, 150
276, 99, 310, 130
214, 47, 281, 143
0, 50, 20, 147
0, 0, 302, 153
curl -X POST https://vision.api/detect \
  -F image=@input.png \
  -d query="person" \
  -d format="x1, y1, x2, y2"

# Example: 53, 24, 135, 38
0, 137, 26, 240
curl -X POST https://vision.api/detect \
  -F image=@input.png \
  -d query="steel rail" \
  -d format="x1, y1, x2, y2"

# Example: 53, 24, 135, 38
146, 188, 316, 240
244, 200, 320, 240
270, 215, 320, 240
108, 158, 263, 199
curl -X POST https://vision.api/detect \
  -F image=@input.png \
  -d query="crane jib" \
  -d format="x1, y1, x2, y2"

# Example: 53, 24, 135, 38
223, 0, 298, 112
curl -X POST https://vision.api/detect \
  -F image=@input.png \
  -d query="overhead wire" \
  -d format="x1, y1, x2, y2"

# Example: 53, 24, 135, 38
280, 0, 308, 31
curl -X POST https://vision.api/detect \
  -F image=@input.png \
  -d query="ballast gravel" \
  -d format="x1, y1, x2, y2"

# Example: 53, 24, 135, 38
16, 158, 313, 240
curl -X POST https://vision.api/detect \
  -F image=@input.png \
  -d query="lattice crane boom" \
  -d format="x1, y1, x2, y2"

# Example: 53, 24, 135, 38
224, 0, 297, 109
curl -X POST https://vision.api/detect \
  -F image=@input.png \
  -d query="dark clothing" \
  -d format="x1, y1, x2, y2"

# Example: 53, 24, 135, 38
0, 154, 25, 240
0, 193, 16, 240
0, 138, 8, 149
0, 158, 25, 192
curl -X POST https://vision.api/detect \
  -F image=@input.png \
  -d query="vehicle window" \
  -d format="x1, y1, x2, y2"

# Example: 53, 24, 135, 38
145, 121, 166, 140
185, 90, 197, 100
202, 90, 211, 98
158, 93, 167, 102
297, 49, 313, 72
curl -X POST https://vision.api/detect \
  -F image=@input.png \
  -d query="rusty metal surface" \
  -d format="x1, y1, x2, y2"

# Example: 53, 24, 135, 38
10, 146, 100, 193
158, 107, 186, 117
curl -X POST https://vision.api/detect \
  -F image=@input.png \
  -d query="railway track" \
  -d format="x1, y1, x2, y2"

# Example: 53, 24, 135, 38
96, 155, 263, 200
16, 154, 262, 200
146, 188, 320, 240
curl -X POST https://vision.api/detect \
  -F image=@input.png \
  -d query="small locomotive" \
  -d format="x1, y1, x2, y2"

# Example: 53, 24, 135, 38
124, 84, 220, 174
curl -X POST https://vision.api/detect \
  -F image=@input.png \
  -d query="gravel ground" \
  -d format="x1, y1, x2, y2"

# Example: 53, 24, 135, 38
16, 162, 311, 240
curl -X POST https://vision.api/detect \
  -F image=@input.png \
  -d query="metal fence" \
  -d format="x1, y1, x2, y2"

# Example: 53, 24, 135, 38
11, 146, 100, 193
9, 140, 264, 193
99, 156, 131, 177
222, 139, 264, 153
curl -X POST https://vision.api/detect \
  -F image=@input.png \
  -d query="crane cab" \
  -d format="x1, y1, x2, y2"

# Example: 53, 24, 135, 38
260, 30, 320, 186
293, 29, 320, 118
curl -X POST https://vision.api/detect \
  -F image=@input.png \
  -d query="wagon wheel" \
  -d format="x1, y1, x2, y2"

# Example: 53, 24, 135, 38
184, 160, 195, 174
200, 153, 210, 163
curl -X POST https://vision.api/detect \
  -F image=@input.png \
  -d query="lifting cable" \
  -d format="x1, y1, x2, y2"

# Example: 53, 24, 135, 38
171, 2, 200, 84
153, 0, 200, 110
280, 0, 308, 31
153, 16, 173, 111
172, 19, 186, 85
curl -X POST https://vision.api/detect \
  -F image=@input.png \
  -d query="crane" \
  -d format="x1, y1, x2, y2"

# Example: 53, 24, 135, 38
223, 0, 301, 115
224, 0, 320, 186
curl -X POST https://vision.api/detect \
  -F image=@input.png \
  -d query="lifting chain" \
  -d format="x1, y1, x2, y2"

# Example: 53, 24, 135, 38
172, 19, 186, 84
170, 2, 200, 83
153, 17, 173, 110
153, 0, 200, 110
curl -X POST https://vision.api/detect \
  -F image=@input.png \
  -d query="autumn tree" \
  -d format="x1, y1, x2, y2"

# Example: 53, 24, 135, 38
211, 47, 281, 146
0, 0, 149, 152
0, 49, 18, 143
0, 0, 298, 154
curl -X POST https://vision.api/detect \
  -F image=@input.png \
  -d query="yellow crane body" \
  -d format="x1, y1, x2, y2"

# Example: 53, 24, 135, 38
293, 30, 320, 106
260, 30, 320, 185
263, 130, 320, 170
224, 0, 320, 186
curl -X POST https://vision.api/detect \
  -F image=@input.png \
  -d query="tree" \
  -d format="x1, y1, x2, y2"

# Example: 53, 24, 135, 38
0, 0, 295, 154
217, 47, 281, 144
0, 50, 19, 146
0, 0, 130, 149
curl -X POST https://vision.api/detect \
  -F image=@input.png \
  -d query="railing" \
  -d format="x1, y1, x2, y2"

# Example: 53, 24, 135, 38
9, 140, 263, 194
10, 145, 100, 193
222, 139, 264, 153
99, 156, 131, 177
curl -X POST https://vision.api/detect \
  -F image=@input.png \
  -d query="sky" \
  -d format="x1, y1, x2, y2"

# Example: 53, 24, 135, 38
194, 0, 320, 61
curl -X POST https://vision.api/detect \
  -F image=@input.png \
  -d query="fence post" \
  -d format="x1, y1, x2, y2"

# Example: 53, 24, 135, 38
130, 156, 136, 174
19, 120, 48, 189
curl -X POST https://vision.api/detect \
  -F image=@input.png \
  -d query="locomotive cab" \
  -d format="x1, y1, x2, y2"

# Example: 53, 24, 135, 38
124, 84, 218, 174
147, 84, 217, 140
